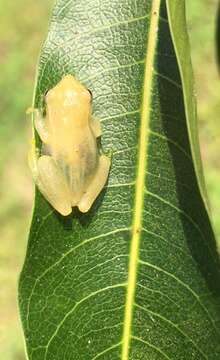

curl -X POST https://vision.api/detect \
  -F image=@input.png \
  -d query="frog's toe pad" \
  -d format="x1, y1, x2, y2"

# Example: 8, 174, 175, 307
78, 201, 90, 213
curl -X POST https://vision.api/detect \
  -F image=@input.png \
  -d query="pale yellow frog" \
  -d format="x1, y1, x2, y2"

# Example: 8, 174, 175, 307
29, 75, 110, 216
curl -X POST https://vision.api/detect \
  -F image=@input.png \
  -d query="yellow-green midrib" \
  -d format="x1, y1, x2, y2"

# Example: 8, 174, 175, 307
121, 0, 161, 359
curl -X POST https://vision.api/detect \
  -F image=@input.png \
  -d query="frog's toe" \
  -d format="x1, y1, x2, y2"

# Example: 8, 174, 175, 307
57, 205, 72, 216
77, 200, 90, 213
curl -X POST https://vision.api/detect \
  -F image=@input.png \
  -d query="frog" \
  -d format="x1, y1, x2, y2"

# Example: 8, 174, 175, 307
29, 74, 111, 216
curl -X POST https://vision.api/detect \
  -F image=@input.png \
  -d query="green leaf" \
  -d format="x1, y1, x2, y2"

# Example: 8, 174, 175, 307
216, 2, 220, 71
19, 0, 220, 359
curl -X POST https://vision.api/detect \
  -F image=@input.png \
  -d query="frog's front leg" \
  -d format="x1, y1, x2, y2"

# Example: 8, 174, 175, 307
78, 155, 110, 212
91, 118, 102, 138
29, 150, 72, 216
29, 108, 49, 143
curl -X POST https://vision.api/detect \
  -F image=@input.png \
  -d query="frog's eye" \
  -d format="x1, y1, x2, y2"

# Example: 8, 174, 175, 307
44, 89, 52, 105
87, 88, 93, 102
45, 88, 54, 99
44, 89, 50, 97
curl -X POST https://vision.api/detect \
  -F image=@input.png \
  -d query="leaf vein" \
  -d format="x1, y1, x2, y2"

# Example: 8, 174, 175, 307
142, 227, 188, 255
82, 59, 145, 83
131, 335, 171, 360
26, 228, 130, 329
91, 342, 122, 360
148, 129, 192, 161
138, 259, 219, 334
154, 69, 182, 89
145, 189, 218, 268
44, 283, 127, 359
100, 109, 140, 122
137, 283, 181, 309
134, 303, 208, 359
121, 2, 161, 359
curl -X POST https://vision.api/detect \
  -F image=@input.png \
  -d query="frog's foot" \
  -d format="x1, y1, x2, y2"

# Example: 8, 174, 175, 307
34, 155, 72, 216
78, 155, 111, 213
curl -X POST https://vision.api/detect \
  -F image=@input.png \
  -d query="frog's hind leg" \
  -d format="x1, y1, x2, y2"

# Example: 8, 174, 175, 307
78, 155, 110, 213
33, 155, 72, 216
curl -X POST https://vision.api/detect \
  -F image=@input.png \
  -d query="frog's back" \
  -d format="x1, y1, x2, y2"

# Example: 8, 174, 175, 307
45, 75, 101, 207
52, 125, 98, 205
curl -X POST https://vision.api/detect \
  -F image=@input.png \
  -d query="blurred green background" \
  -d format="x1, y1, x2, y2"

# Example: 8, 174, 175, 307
0, 0, 219, 358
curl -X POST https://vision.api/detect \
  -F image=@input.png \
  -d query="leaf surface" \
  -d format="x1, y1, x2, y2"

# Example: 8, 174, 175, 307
216, 1, 220, 71
19, 1, 220, 359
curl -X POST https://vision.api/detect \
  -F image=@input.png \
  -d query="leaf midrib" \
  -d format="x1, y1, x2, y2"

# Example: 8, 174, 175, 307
121, 1, 161, 359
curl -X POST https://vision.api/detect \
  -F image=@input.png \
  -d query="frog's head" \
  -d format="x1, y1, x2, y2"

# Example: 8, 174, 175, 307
46, 75, 91, 108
